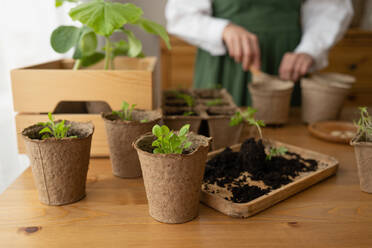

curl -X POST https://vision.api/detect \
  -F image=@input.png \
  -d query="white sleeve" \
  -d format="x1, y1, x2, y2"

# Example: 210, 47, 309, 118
295, 0, 354, 71
165, 0, 229, 56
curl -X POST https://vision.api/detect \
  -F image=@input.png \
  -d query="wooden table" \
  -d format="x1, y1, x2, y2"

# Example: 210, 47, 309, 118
1, 122, 372, 248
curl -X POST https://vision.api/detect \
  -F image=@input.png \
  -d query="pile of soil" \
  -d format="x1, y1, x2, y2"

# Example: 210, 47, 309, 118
203, 138, 318, 203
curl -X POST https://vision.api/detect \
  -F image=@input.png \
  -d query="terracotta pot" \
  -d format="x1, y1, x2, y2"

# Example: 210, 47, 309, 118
207, 106, 242, 150
248, 80, 294, 124
351, 136, 372, 193
301, 77, 351, 124
22, 121, 94, 206
134, 132, 211, 224
102, 109, 162, 178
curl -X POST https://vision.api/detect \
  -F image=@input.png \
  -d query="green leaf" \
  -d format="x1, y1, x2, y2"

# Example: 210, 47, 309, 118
184, 141, 192, 149
69, 0, 143, 37
79, 30, 97, 55
112, 40, 129, 57
55, 0, 78, 8
121, 29, 142, 57
136, 18, 171, 49
161, 125, 170, 136
152, 125, 162, 137
81, 52, 105, 67
140, 119, 148, 123
48, 112, 54, 122
179, 124, 190, 136
51, 26, 80, 53
39, 127, 52, 134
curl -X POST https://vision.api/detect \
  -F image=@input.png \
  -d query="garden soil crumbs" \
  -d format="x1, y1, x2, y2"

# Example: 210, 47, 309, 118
203, 138, 319, 203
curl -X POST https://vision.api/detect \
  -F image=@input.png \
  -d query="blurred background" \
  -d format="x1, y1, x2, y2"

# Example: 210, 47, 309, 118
0, 0, 371, 193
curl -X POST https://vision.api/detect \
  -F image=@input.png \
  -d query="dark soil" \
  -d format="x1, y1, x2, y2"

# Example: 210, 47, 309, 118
203, 138, 318, 203
165, 110, 197, 116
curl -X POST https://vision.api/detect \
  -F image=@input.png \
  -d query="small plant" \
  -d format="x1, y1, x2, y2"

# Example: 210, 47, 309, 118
152, 124, 192, 154
51, 0, 171, 70
175, 92, 195, 116
38, 112, 77, 140
206, 98, 223, 107
355, 106, 372, 142
140, 119, 149, 123
230, 107, 265, 139
266, 147, 288, 161
112, 101, 136, 121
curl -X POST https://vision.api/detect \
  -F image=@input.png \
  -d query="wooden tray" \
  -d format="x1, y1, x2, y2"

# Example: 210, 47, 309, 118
200, 139, 339, 218
308, 121, 357, 144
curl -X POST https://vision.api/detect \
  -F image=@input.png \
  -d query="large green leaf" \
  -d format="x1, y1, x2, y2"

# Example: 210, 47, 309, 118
112, 40, 129, 57
51, 26, 80, 53
81, 52, 105, 67
55, 0, 78, 8
137, 18, 171, 49
69, 0, 143, 37
121, 29, 142, 57
79, 30, 97, 55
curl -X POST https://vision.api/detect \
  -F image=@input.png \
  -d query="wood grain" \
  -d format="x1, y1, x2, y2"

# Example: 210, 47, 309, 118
1, 122, 372, 247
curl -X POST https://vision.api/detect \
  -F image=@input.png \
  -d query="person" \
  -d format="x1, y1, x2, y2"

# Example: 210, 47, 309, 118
165, 0, 354, 106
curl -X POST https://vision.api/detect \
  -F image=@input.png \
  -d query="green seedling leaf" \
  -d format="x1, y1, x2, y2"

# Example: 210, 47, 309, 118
152, 125, 162, 138
206, 98, 223, 107
51, 26, 81, 53
112, 101, 136, 121
151, 124, 192, 154
230, 107, 265, 139
69, 0, 143, 37
176, 93, 194, 107
179, 124, 190, 136
266, 147, 288, 161
38, 112, 75, 140
136, 17, 171, 49
55, 0, 78, 8
140, 119, 149, 123
79, 29, 98, 55
121, 29, 142, 57
81, 52, 105, 67
183, 111, 194, 116
354, 106, 372, 142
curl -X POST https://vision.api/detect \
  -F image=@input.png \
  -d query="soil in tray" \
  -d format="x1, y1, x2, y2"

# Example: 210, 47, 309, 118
203, 138, 318, 203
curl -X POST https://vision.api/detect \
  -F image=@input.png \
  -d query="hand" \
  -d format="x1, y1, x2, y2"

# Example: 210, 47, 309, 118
222, 23, 261, 71
279, 52, 314, 81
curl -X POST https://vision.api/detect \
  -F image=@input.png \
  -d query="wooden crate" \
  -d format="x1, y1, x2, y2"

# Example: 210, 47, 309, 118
12, 57, 157, 157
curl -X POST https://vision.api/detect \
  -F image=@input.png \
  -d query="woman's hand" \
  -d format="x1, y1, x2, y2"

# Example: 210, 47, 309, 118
279, 53, 314, 82
222, 23, 261, 71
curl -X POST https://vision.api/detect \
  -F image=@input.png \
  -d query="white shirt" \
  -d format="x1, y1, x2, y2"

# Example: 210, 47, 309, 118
166, 0, 354, 70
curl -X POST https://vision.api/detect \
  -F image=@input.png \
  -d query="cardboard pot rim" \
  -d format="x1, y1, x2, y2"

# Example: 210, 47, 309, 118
133, 132, 212, 159
350, 134, 372, 147
301, 78, 352, 92
101, 109, 162, 126
22, 121, 94, 144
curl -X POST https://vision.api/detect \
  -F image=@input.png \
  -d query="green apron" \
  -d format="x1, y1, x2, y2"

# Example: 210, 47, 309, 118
194, 0, 303, 106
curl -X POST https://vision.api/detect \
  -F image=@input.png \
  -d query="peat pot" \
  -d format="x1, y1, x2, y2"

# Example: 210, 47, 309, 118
301, 74, 353, 124
351, 136, 372, 193
102, 109, 162, 178
134, 132, 211, 224
22, 121, 94, 205
248, 80, 294, 124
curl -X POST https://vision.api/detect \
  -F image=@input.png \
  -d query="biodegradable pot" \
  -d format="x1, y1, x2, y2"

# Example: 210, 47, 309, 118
133, 132, 211, 224
248, 80, 294, 124
207, 106, 242, 150
22, 121, 94, 206
102, 109, 162, 178
351, 136, 372, 193
301, 78, 351, 124
163, 106, 202, 133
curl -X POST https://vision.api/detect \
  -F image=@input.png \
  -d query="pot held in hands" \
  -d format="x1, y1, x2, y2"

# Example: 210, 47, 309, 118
22, 121, 94, 206
133, 132, 211, 224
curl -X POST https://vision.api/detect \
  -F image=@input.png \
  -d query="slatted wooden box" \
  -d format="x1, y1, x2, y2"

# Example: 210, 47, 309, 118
11, 57, 157, 157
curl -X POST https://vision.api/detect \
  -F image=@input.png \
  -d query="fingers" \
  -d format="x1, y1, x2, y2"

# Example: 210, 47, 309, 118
232, 36, 242, 63
241, 36, 251, 71
279, 53, 298, 81
250, 35, 261, 70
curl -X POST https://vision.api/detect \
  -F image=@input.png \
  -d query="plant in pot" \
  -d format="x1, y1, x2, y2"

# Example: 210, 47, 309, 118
102, 101, 162, 178
133, 124, 211, 223
22, 112, 94, 205
351, 107, 372, 193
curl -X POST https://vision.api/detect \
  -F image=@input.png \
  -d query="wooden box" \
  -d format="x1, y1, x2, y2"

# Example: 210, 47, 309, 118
12, 57, 157, 157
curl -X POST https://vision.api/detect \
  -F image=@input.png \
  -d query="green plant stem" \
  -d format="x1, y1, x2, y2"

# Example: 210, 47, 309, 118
104, 37, 111, 70
256, 123, 263, 139
73, 59, 82, 70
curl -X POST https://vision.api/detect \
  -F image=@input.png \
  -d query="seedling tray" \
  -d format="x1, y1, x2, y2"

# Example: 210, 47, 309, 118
201, 139, 339, 218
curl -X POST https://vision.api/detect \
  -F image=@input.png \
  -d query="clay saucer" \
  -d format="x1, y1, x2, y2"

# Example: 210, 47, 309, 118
308, 121, 357, 144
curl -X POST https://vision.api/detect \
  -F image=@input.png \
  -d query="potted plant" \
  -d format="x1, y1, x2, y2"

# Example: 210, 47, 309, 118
102, 101, 162, 178
12, 0, 170, 157
301, 73, 354, 123
351, 107, 372, 193
133, 124, 211, 223
248, 78, 294, 125
22, 113, 94, 205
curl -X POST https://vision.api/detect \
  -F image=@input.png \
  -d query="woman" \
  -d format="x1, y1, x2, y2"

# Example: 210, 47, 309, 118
166, 0, 354, 106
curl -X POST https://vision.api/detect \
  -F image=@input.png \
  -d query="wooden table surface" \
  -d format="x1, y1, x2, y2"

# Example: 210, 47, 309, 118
1, 122, 372, 248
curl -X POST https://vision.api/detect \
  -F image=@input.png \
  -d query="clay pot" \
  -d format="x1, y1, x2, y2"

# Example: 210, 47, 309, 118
301, 76, 352, 124
134, 132, 211, 224
102, 109, 162, 178
22, 121, 94, 206
248, 80, 294, 124
207, 106, 242, 150
351, 136, 372, 193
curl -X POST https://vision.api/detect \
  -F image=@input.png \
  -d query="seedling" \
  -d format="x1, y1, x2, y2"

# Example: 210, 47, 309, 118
355, 106, 372, 142
140, 119, 149, 123
266, 147, 288, 160
175, 92, 195, 116
152, 124, 192, 154
230, 107, 265, 139
206, 98, 223, 107
51, 0, 170, 70
112, 101, 136, 121
38, 112, 77, 140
